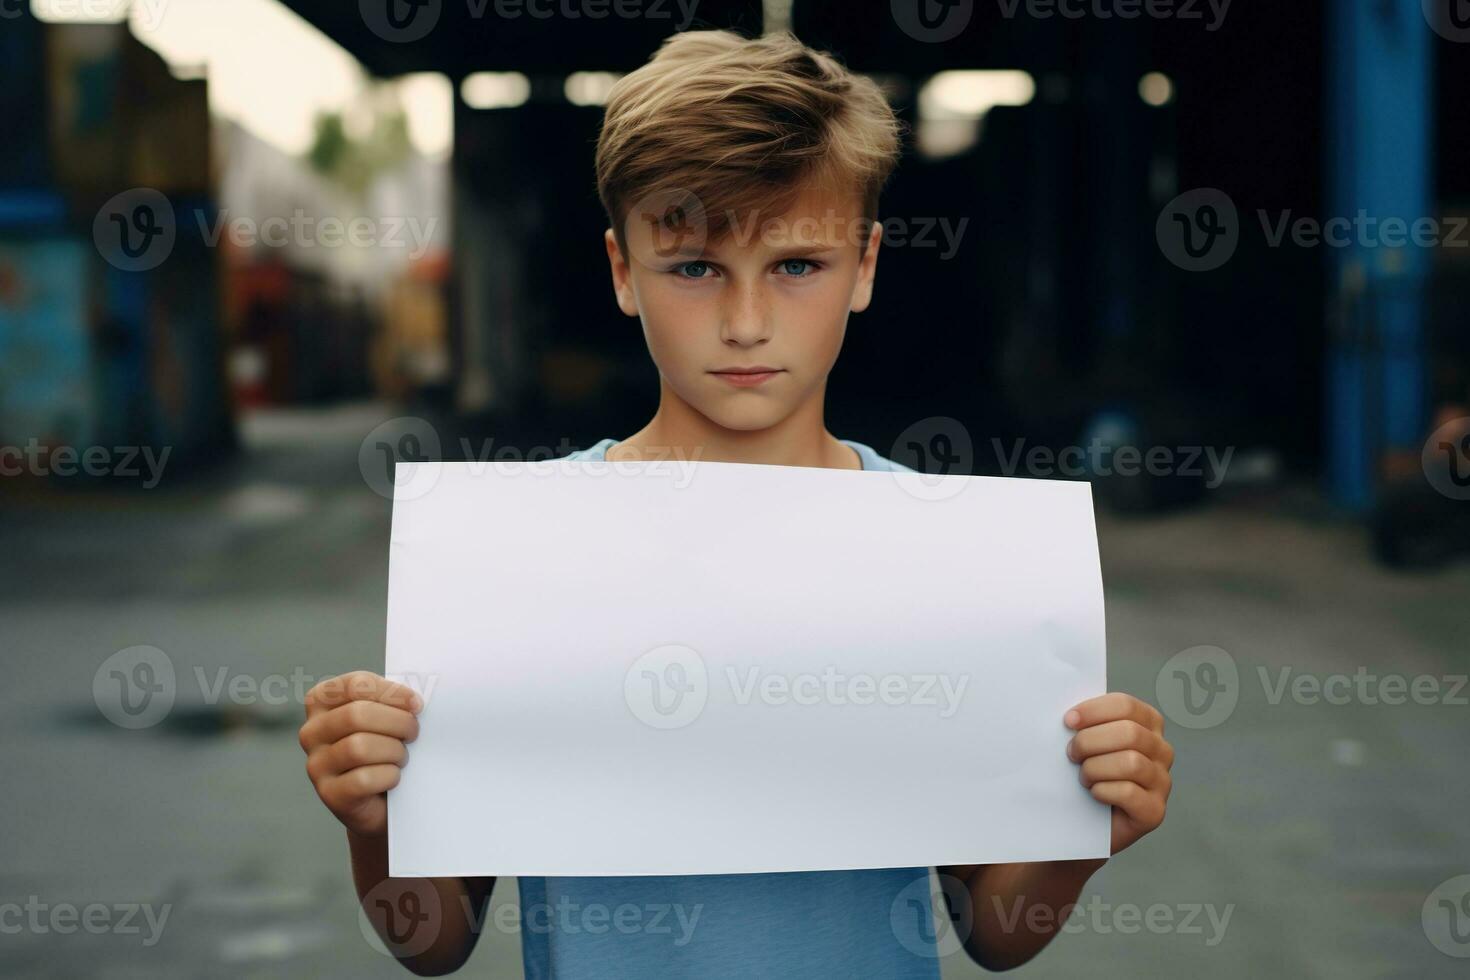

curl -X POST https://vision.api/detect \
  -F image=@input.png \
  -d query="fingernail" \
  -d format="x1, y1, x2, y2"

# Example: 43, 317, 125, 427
410, 694, 424, 713
1064, 709, 1081, 728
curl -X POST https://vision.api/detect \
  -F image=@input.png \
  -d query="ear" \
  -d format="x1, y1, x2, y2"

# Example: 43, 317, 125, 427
605, 228, 640, 317
848, 220, 882, 313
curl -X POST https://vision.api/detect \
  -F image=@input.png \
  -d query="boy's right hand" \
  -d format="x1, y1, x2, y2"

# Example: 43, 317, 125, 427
299, 671, 423, 838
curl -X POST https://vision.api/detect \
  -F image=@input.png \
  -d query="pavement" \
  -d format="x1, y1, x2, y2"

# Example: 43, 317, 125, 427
2, 402, 1467, 978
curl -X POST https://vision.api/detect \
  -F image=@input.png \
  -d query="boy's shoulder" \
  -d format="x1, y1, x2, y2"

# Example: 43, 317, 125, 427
561, 437, 916, 473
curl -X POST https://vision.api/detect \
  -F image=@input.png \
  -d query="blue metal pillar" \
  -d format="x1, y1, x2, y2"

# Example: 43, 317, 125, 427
1326, 1, 1434, 510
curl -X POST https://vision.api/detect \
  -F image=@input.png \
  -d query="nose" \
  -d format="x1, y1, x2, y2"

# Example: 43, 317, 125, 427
719, 281, 772, 348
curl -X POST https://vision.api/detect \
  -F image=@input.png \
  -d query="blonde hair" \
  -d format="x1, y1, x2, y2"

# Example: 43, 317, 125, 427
596, 29, 904, 255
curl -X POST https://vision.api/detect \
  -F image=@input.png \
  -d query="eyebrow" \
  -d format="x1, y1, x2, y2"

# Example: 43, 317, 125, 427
702, 242, 843, 258
778, 243, 842, 255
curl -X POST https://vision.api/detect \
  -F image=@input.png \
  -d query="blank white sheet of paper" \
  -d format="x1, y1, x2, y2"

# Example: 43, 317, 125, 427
384, 458, 1109, 878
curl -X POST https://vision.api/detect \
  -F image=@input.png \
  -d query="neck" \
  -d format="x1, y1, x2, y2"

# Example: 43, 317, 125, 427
610, 377, 860, 470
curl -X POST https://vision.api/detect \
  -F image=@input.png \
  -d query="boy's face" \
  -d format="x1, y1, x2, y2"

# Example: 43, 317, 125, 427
605, 187, 882, 433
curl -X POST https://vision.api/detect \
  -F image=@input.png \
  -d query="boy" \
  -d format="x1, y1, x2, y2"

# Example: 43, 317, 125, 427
299, 28, 1173, 977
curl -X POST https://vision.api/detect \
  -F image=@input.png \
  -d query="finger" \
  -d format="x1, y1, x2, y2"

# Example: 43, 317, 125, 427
318, 764, 402, 811
1079, 750, 1171, 791
300, 700, 420, 752
1089, 780, 1166, 827
1065, 693, 1163, 734
305, 671, 423, 718
1067, 720, 1168, 763
307, 732, 409, 782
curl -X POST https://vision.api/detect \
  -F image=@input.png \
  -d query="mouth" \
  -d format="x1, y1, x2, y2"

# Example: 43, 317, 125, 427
708, 366, 784, 388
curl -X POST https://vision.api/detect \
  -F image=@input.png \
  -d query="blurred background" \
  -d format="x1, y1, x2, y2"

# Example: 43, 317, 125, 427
2, 0, 1469, 976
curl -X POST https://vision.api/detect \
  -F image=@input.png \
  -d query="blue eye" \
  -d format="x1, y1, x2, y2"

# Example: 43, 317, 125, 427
674, 261, 711, 279
780, 259, 819, 277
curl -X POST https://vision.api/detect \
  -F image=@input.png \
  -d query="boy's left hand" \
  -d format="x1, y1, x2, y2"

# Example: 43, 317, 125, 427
1064, 692, 1174, 855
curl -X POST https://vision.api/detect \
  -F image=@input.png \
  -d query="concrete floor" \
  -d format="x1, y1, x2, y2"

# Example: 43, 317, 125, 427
2, 402, 1467, 978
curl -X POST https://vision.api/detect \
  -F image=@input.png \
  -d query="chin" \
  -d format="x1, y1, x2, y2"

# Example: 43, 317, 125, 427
708, 407, 790, 432
689, 396, 792, 433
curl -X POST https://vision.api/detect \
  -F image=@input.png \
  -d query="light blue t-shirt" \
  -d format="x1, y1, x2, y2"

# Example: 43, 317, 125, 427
515, 436, 938, 979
